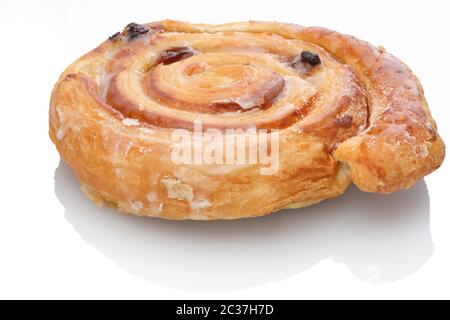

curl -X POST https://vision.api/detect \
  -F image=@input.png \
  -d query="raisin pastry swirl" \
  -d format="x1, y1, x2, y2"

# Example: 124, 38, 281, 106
49, 20, 445, 220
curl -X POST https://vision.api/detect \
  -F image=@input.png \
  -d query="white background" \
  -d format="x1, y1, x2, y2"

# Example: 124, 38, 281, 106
1, 0, 449, 299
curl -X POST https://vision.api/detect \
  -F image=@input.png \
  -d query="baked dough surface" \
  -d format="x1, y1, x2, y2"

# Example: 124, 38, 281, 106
49, 20, 445, 220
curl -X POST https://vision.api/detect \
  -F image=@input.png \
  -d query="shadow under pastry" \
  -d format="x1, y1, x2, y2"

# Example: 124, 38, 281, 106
55, 160, 433, 291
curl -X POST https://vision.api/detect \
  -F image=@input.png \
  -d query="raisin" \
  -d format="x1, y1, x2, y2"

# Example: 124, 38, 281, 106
158, 47, 196, 65
300, 51, 321, 67
108, 32, 121, 41
124, 22, 149, 40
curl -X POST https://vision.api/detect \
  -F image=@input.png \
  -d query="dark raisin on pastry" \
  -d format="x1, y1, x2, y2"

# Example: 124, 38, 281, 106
290, 51, 321, 70
108, 32, 121, 41
300, 51, 321, 67
124, 23, 149, 40
158, 47, 196, 65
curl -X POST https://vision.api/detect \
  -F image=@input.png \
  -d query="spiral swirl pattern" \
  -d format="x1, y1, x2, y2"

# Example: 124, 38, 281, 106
49, 20, 445, 220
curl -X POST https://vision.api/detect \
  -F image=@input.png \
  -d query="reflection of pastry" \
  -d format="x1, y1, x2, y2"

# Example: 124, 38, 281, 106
49, 20, 445, 220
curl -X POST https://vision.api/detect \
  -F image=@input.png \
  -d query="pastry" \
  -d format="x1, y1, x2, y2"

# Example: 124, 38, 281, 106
49, 20, 445, 220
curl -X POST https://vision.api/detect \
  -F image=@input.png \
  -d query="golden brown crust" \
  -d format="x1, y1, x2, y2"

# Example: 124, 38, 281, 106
49, 20, 445, 220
